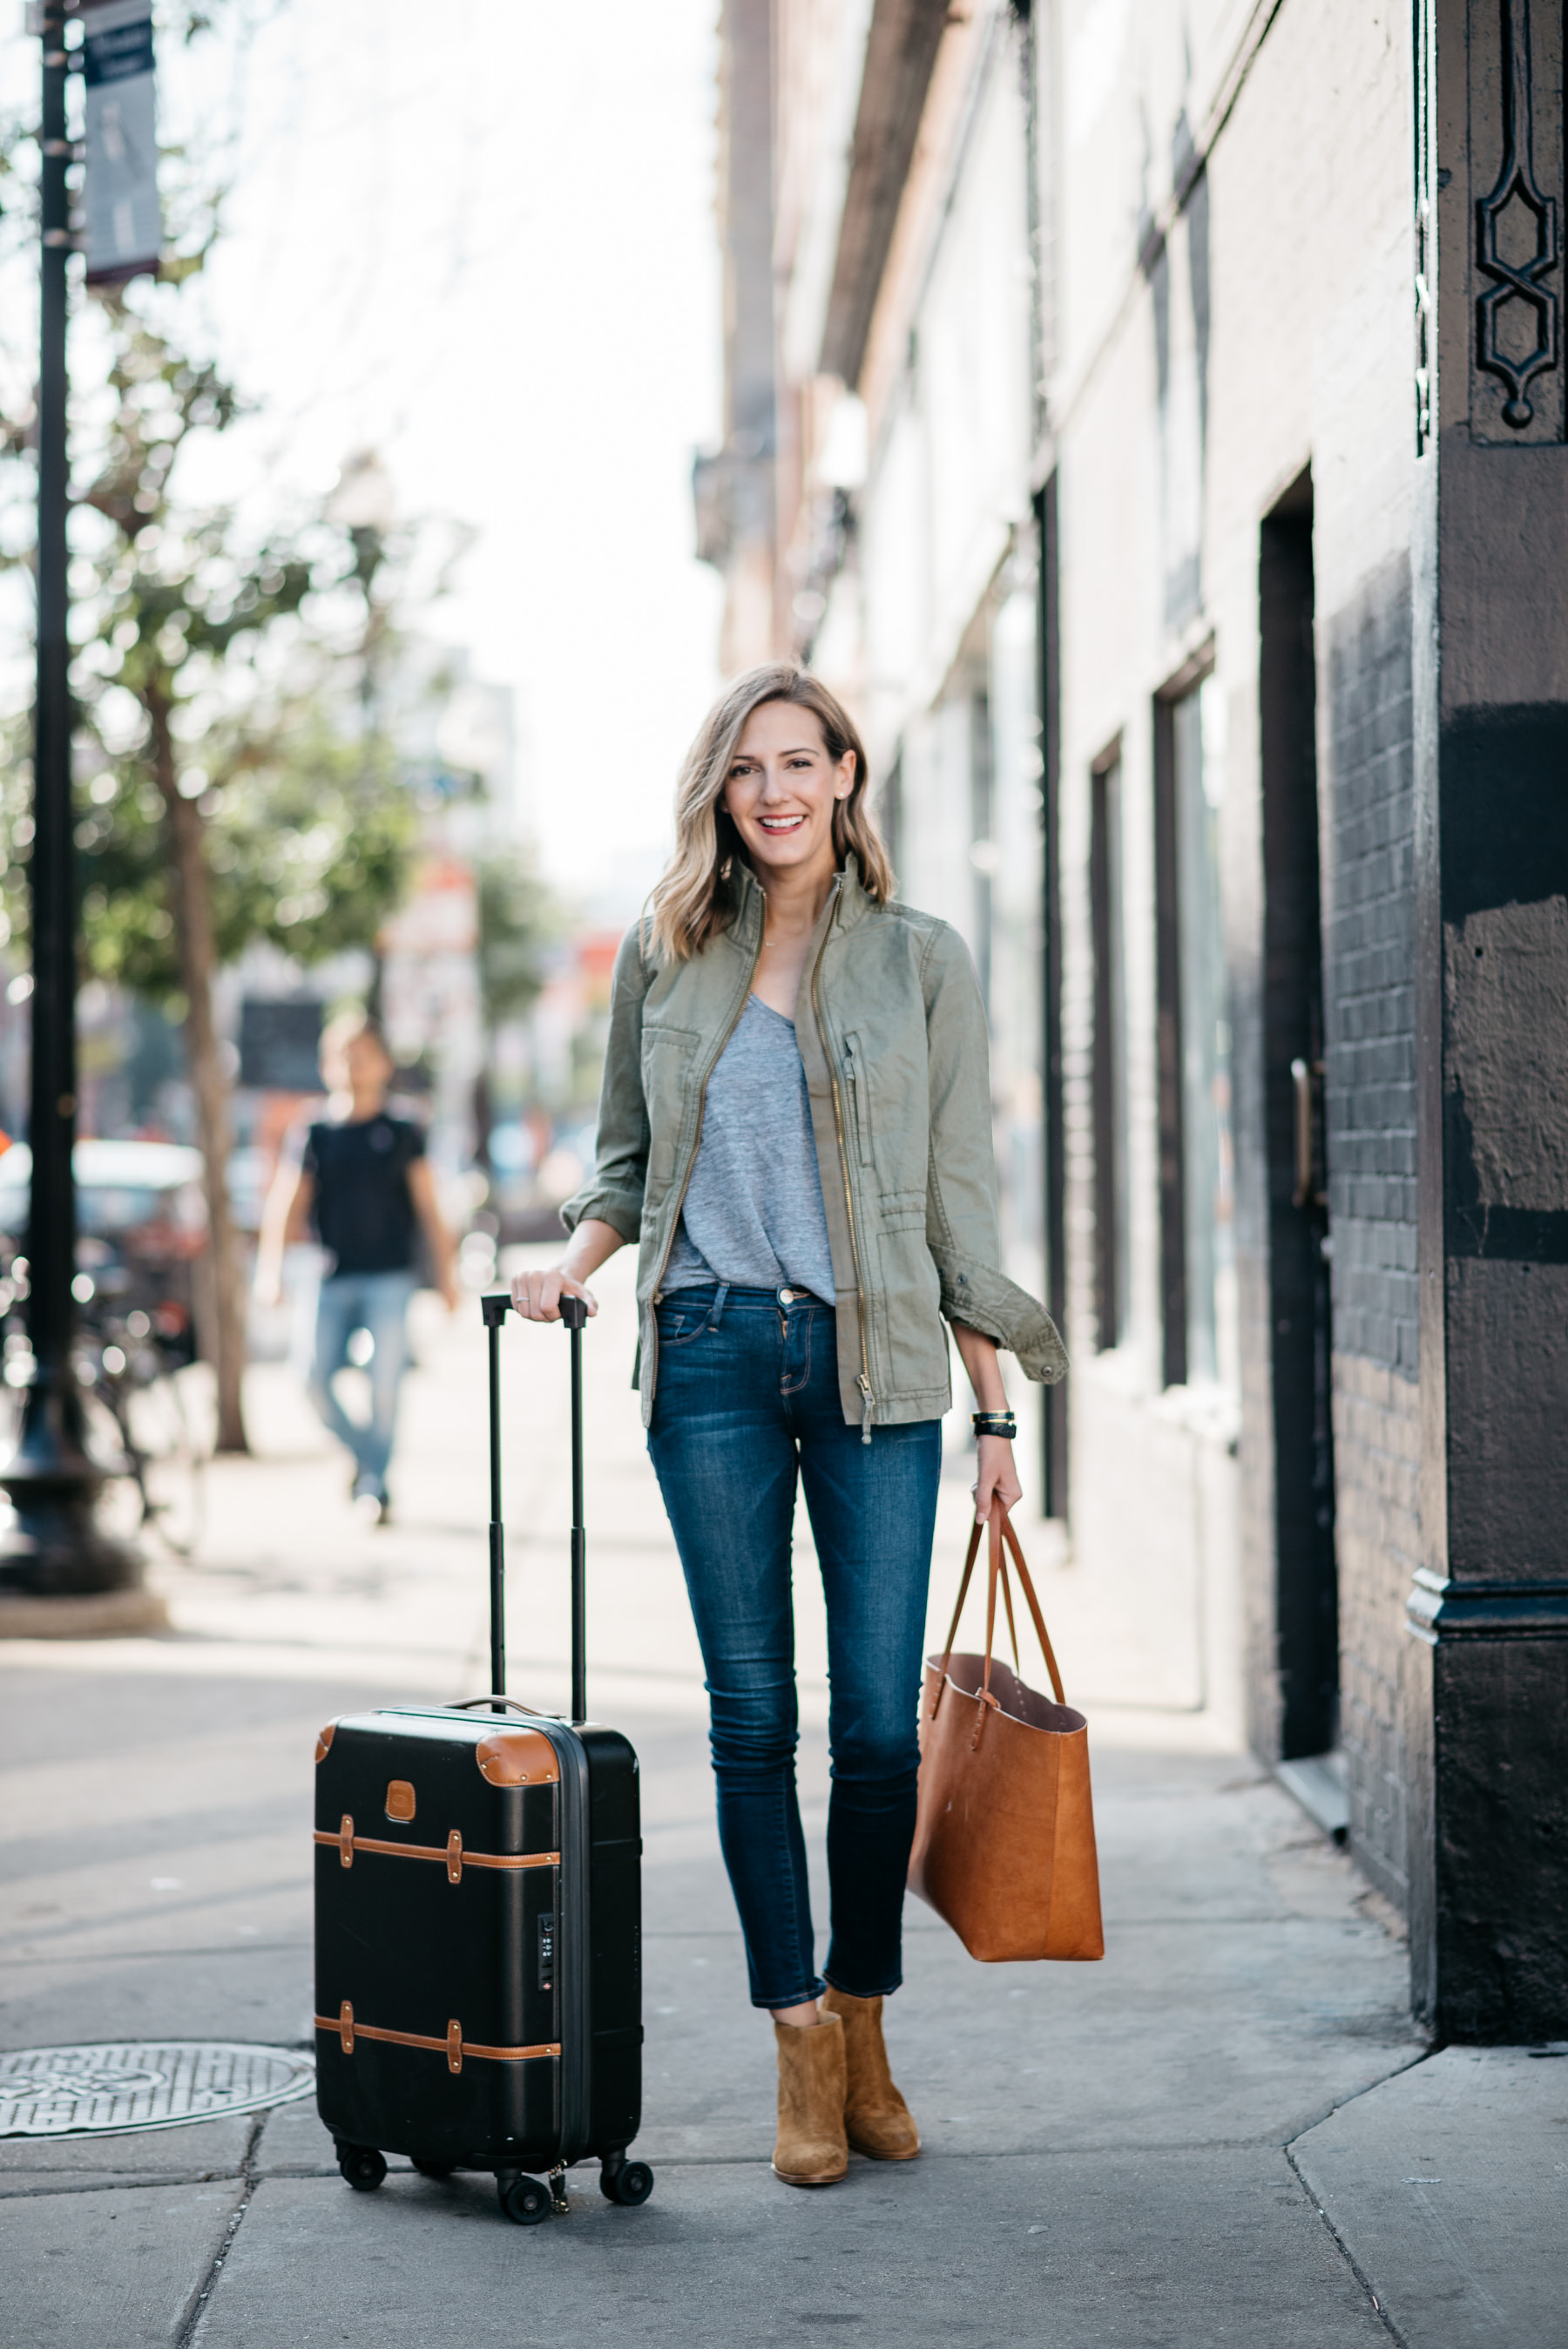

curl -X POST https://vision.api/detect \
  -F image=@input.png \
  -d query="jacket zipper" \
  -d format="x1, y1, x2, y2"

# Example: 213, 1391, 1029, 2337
645, 944, 762, 1400
812, 942, 875, 1443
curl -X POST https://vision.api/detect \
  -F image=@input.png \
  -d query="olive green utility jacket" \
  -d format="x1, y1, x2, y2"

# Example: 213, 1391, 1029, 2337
562, 857, 1068, 1432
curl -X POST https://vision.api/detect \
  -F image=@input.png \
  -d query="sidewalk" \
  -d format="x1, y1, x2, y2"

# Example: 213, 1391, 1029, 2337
1, 1253, 1562, 2346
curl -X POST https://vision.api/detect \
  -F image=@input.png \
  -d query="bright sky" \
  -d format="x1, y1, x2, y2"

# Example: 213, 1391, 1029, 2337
2, 0, 724, 909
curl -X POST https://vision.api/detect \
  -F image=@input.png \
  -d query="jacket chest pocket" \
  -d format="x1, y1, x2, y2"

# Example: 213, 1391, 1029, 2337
842, 1033, 874, 1168
642, 1027, 700, 1186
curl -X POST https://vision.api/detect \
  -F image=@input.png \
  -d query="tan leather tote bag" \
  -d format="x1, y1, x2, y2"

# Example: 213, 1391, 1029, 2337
908, 1507, 1104, 1963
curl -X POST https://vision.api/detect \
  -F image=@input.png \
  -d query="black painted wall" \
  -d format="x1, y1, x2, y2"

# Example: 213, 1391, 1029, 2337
1404, 0, 1568, 2039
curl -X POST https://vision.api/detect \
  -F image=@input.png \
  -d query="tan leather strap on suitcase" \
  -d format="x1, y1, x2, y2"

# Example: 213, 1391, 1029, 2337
314, 1822, 560, 1878
317, 2005, 560, 2068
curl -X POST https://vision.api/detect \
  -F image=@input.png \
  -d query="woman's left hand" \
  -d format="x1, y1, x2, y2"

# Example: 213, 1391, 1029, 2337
973, 1433, 1023, 1524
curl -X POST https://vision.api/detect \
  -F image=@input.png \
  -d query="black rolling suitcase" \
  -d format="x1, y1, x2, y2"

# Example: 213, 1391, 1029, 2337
312, 1291, 652, 2226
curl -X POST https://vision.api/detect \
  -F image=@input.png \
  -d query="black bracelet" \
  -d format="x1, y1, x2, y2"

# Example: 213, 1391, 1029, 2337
971, 1411, 1017, 1439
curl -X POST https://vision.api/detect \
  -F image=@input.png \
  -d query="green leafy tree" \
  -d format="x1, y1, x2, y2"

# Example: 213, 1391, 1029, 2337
90, 322, 425, 1452
71, 718, 415, 1000
0, 33, 439, 1453
1, 304, 419, 1452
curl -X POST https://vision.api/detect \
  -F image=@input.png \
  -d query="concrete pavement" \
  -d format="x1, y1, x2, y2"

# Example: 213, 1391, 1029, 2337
2, 1252, 1563, 2346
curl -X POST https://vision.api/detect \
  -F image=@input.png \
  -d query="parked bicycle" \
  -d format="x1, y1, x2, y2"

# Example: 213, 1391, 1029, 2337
80, 1296, 207, 1558
0, 1256, 206, 1559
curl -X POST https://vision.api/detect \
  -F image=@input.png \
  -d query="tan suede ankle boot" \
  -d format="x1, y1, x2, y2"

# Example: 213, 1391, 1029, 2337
771, 2013, 848, 2186
821, 1987, 920, 2161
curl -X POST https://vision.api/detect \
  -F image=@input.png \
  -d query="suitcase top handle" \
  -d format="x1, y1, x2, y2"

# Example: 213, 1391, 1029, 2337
449, 1696, 551, 1715
482, 1292, 587, 1330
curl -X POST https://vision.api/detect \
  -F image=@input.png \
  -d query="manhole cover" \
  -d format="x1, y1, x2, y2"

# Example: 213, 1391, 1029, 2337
0, 2041, 315, 2139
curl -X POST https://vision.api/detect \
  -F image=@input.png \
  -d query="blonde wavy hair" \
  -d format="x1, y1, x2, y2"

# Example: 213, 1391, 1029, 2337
648, 664, 894, 963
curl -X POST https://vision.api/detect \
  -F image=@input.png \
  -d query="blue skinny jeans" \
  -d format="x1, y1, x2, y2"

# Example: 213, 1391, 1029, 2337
308, 1268, 416, 1496
647, 1285, 941, 2008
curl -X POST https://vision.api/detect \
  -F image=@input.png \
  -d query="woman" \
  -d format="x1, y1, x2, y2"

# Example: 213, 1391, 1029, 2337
511, 664, 1064, 2186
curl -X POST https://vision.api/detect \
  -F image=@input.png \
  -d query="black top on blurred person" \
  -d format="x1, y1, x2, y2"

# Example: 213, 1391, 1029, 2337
303, 1110, 423, 1276
255, 1015, 459, 1310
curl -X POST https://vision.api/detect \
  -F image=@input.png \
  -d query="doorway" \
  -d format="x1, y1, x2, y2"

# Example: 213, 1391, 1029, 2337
1260, 468, 1337, 1759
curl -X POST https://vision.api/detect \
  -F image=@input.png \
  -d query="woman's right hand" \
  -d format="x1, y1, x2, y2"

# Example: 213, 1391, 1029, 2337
510, 1265, 599, 1323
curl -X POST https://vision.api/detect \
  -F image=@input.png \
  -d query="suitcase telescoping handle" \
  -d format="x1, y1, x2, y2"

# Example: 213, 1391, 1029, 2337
480, 1290, 589, 1723
562, 1291, 589, 1727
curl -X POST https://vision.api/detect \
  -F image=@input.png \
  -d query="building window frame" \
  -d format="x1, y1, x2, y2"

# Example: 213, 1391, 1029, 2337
1036, 477, 1067, 1517
1153, 637, 1225, 1391
1089, 733, 1128, 1351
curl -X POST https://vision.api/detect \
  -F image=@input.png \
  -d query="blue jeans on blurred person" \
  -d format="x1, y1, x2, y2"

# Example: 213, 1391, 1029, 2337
647, 1285, 941, 2009
308, 1268, 416, 1499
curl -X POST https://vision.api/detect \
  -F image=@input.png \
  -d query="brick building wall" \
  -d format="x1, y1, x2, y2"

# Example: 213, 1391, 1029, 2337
1322, 563, 1419, 1383
1320, 559, 1420, 1901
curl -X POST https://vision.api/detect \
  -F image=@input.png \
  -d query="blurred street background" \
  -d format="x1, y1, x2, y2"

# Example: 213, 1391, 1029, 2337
0, 1, 727, 1451
1, 0, 1566, 2342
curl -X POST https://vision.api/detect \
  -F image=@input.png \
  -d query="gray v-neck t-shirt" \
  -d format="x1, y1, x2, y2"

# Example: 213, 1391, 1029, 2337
660, 993, 836, 1303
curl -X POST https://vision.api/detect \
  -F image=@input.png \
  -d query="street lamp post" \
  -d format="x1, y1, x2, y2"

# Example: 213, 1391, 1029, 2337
0, 2, 139, 1598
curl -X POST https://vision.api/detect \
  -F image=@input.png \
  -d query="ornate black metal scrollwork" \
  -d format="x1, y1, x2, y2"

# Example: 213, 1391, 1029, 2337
1474, 0, 1561, 429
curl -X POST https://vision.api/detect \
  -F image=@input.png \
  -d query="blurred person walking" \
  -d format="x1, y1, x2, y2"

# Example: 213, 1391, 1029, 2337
511, 666, 1065, 2187
258, 1012, 458, 1524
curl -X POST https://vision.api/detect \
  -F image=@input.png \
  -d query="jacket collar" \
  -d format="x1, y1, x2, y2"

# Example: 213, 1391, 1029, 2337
835, 855, 873, 931
729, 853, 870, 950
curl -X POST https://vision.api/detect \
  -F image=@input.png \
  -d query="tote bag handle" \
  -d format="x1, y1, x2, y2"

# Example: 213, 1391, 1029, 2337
931, 1506, 1067, 1718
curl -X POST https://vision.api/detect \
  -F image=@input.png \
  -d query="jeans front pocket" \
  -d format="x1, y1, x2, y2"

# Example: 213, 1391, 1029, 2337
656, 1304, 710, 1350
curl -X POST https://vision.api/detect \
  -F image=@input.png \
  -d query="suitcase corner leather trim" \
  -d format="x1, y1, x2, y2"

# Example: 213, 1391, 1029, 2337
474, 1727, 561, 1786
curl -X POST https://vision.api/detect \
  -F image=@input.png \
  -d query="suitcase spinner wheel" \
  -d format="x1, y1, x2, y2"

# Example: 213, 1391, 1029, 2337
314, 1293, 654, 2229
600, 2154, 654, 2206
336, 2143, 388, 2191
498, 2172, 552, 2226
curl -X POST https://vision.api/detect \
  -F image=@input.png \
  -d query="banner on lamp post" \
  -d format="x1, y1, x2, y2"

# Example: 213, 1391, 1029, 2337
81, 0, 159, 286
